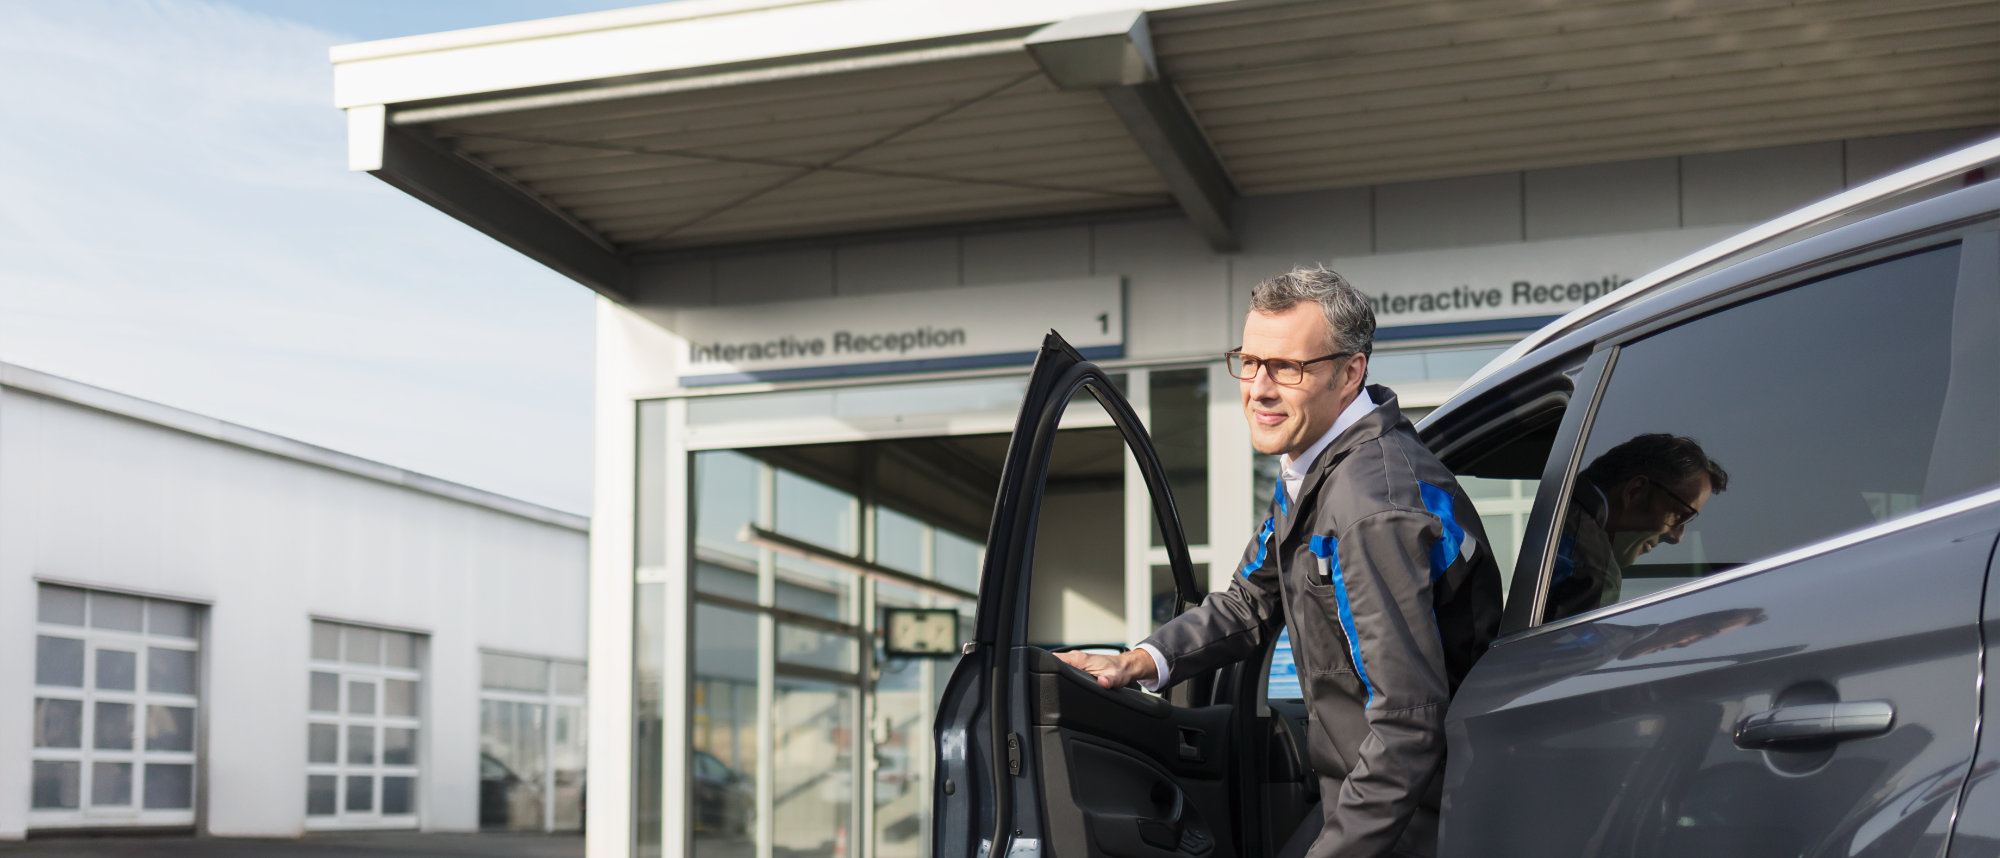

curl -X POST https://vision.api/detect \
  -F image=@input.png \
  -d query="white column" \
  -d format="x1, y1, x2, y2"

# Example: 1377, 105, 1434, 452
1122, 370, 1155, 646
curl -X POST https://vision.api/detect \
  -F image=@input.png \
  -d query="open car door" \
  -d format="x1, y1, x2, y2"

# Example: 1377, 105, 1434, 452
934, 332, 1243, 858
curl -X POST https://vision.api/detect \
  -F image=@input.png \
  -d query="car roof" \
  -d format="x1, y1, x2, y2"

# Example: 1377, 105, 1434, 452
1423, 136, 2000, 436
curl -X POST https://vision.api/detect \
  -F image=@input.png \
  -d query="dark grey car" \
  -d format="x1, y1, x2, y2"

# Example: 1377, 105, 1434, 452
936, 137, 2000, 858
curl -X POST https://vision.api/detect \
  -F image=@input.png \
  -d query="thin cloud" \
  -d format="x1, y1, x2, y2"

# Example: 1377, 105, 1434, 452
0, 0, 595, 514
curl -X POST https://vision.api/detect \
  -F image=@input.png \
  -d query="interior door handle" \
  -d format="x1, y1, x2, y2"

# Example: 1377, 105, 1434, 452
1177, 727, 1205, 762
1733, 700, 1894, 749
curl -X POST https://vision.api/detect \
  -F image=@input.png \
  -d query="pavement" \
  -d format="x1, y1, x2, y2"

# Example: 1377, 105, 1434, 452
0, 832, 584, 858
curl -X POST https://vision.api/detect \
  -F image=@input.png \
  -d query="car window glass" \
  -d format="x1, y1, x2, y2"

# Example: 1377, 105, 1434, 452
1542, 243, 1986, 623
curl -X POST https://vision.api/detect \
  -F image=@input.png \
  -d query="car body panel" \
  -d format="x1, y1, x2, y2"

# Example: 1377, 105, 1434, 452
1442, 506, 1994, 858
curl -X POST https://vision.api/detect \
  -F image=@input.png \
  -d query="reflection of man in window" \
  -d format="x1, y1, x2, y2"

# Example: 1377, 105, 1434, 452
1547, 434, 1729, 621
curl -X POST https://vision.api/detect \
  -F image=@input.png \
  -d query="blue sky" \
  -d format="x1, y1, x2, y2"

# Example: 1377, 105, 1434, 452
0, 1, 651, 515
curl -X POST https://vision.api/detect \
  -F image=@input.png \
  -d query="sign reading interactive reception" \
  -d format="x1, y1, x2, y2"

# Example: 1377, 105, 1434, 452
1331, 225, 1737, 338
676, 277, 1124, 385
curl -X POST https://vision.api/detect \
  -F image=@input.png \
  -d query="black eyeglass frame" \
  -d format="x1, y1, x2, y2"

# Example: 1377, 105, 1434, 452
1223, 348, 1351, 386
1646, 477, 1702, 526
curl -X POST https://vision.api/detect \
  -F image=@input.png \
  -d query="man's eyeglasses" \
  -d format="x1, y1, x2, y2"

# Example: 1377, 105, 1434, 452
1224, 349, 1349, 386
1647, 477, 1701, 526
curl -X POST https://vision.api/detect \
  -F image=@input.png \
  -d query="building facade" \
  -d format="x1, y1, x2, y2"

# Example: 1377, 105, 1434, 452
327, 3, 2000, 857
1, 364, 589, 838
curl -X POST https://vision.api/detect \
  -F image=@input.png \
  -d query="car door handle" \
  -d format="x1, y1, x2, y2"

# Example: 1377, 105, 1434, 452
1733, 700, 1894, 749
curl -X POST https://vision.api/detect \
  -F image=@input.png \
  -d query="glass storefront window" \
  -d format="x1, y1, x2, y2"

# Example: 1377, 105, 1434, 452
773, 680, 856, 858
1367, 344, 1509, 387
1149, 368, 1210, 547
692, 602, 758, 857
479, 652, 587, 832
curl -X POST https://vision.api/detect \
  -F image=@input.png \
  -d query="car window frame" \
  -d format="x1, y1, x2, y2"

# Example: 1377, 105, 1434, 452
1501, 220, 2000, 640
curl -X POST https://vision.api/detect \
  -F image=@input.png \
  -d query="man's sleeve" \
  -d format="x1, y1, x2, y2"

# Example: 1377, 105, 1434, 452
1137, 508, 1285, 688
1310, 509, 1451, 858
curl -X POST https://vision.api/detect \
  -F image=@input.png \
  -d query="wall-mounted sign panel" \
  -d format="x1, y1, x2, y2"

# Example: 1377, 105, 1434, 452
676, 278, 1122, 385
1329, 225, 1738, 339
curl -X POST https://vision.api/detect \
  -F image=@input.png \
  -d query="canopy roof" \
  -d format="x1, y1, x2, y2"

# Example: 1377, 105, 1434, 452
333, 0, 2000, 298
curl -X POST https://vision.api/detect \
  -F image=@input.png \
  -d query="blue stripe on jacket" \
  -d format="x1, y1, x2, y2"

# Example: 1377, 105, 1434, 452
1309, 533, 1375, 708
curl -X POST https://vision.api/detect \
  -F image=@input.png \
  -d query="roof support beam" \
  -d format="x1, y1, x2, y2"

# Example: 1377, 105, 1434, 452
1098, 80, 1239, 252
345, 105, 631, 300
1027, 11, 1238, 252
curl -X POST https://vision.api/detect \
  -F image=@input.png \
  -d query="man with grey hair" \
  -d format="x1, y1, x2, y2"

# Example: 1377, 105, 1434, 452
1058, 266, 1503, 858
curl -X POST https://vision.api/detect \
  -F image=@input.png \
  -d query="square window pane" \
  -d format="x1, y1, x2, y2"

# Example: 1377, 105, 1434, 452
147, 601, 197, 638
554, 663, 586, 696
38, 585, 86, 625
306, 775, 337, 816
349, 725, 376, 765
349, 681, 376, 716
310, 672, 340, 713
346, 775, 374, 812
146, 705, 195, 752
97, 649, 137, 691
311, 622, 341, 661
382, 776, 416, 815
144, 764, 194, 809
777, 623, 858, 672
383, 632, 416, 668
384, 727, 417, 766
92, 762, 133, 807
91, 592, 144, 632
345, 627, 381, 665
481, 652, 547, 692
385, 679, 418, 717
34, 697, 83, 748
308, 723, 339, 764
147, 647, 198, 696
93, 764, 133, 804
36, 636, 85, 687
32, 761, 79, 809
95, 701, 134, 750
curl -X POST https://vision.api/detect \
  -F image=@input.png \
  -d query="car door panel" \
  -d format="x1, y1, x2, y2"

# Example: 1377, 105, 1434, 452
1944, 529, 2000, 858
1442, 507, 1994, 858
936, 332, 1228, 858
1025, 648, 1236, 858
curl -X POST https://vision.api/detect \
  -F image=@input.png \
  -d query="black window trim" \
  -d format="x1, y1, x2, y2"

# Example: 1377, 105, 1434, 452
1491, 222, 2000, 647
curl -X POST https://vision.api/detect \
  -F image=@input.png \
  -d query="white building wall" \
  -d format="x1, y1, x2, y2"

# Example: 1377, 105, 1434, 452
0, 379, 587, 839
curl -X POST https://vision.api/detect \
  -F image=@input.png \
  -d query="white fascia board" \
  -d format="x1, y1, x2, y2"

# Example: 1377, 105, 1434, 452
331, 0, 1234, 108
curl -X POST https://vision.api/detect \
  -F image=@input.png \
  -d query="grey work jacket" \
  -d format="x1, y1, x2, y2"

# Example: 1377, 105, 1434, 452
1141, 385, 1503, 858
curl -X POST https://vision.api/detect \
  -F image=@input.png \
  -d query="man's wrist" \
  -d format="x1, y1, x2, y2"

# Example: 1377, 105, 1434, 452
1124, 649, 1158, 681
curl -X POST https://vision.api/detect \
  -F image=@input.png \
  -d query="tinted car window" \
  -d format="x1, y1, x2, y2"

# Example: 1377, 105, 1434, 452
1543, 243, 1990, 622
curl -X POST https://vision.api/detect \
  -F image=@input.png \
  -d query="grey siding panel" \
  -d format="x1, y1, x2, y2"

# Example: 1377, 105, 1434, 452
1375, 172, 1523, 253
1845, 127, 1995, 186
961, 226, 1091, 285
835, 237, 962, 296
712, 247, 834, 304
1525, 157, 1679, 240
1235, 188, 1373, 257
1682, 141, 1843, 227
1094, 218, 1232, 359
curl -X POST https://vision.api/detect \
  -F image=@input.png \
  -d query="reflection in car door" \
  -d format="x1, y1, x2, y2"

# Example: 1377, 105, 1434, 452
935, 332, 1226, 858
1441, 236, 1999, 858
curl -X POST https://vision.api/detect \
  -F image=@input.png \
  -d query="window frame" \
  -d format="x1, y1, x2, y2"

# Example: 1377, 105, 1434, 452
1503, 221, 2000, 639
28, 585, 203, 829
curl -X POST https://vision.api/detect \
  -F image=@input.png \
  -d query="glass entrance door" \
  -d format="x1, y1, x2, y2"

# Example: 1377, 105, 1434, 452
643, 363, 1224, 858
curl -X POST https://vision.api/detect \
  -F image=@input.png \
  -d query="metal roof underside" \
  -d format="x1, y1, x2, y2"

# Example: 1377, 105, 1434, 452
345, 0, 2000, 289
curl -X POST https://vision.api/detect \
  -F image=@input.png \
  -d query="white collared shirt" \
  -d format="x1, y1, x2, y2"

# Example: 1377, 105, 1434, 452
1138, 388, 1378, 690
1279, 388, 1378, 506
